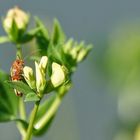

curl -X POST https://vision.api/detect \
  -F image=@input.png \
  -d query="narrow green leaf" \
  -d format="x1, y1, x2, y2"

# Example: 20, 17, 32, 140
14, 118, 29, 135
34, 95, 56, 123
0, 97, 12, 114
0, 36, 10, 44
34, 115, 55, 136
52, 19, 66, 45
24, 92, 40, 102
34, 17, 50, 56
44, 80, 55, 93
33, 94, 57, 136
10, 20, 19, 43
5, 81, 35, 95
0, 112, 15, 122
14, 118, 29, 129
47, 44, 63, 64
20, 27, 40, 43
33, 83, 71, 135
0, 70, 18, 122
35, 17, 49, 40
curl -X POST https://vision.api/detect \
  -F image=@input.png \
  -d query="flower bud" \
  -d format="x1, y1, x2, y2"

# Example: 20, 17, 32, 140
70, 43, 82, 59
63, 39, 73, 53
39, 56, 48, 73
23, 66, 36, 90
35, 62, 46, 93
3, 6, 29, 42
76, 45, 92, 62
51, 62, 66, 88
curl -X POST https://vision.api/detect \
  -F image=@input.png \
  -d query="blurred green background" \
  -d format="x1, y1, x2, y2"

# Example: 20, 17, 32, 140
1, 0, 140, 140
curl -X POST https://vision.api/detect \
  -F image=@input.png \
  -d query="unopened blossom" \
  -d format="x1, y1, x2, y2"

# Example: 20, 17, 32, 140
35, 56, 48, 93
23, 66, 36, 90
3, 6, 29, 31
51, 62, 66, 87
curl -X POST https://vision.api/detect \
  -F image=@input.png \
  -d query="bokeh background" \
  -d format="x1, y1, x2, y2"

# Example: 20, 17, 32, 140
0, 0, 140, 140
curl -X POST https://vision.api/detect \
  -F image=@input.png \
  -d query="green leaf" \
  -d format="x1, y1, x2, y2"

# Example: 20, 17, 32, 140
14, 118, 29, 131
35, 17, 49, 40
24, 92, 40, 102
0, 36, 10, 44
47, 43, 64, 64
20, 27, 40, 43
35, 17, 50, 56
34, 115, 55, 136
34, 95, 56, 123
0, 70, 18, 122
5, 80, 39, 102
51, 19, 66, 45
44, 80, 55, 93
33, 83, 71, 136
5, 81, 35, 95
0, 112, 15, 122
33, 94, 57, 136
9, 20, 19, 43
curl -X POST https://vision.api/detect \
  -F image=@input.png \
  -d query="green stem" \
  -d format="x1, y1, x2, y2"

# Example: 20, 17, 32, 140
34, 84, 71, 132
24, 101, 40, 140
15, 44, 25, 139
34, 95, 61, 131
17, 122, 26, 140
19, 97, 26, 120
17, 98, 27, 139
16, 44, 22, 59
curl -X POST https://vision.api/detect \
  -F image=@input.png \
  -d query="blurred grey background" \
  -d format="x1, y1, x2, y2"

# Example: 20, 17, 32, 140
0, 0, 140, 140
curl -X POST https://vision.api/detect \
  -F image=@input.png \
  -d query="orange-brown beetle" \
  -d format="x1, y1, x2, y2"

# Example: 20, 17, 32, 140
10, 59, 24, 96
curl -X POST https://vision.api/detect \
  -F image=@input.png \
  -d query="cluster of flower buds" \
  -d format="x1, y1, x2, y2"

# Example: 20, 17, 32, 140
23, 56, 66, 96
3, 6, 29, 42
63, 39, 92, 63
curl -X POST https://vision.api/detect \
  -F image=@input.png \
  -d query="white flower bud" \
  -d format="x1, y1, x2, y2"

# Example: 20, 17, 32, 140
35, 61, 46, 93
4, 7, 29, 31
76, 45, 92, 62
76, 48, 87, 62
3, 6, 29, 41
63, 39, 73, 53
51, 62, 65, 88
70, 47, 77, 59
39, 56, 48, 72
23, 66, 36, 90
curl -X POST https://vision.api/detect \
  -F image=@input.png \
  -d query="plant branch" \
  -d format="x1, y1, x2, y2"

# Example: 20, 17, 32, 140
19, 97, 26, 120
34, 84, 71, 133
16, 44, 22, 59
34, 94, 61, 131
24, 100, 40, 140
17, 98, 27, 139
15, 44, 26, 139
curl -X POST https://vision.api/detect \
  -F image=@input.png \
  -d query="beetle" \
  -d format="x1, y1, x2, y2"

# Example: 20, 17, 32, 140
10, 49, 41, 96
10, 59, 24, 96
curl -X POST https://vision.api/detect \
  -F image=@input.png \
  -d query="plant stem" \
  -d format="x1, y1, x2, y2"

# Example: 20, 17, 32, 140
24, 101, 40, 140
34, 84, 71, 133
19, 97, 26, 120
16, 44, 22, 59
34, 95, 61, 131
15, 43, 26, 139
17, 98, 27, 139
